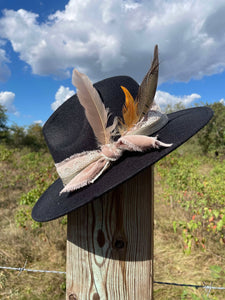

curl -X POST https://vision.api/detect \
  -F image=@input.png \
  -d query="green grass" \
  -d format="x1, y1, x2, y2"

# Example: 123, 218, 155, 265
0, 142, 225, 299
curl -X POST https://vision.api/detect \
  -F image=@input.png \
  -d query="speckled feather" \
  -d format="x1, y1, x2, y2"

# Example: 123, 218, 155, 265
136, 44, 159, 120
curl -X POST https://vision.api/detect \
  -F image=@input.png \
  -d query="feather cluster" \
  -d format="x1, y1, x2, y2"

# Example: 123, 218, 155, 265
56, 45, 172, 194
72, 44, 159, 145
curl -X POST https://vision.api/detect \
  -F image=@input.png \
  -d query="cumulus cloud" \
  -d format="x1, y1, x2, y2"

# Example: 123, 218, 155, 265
155, 90, 201, 112
1, 1, 225, 82
0, 91, 18, 115
51, 85, 75, 111
0, 46, 11, 82
219, 98, 225, 105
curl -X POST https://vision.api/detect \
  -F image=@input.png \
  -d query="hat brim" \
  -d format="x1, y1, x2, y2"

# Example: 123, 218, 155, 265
32, 106, 213, 222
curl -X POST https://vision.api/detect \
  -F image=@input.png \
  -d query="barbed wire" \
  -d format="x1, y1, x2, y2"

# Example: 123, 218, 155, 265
0, 262, 66, 276
155, 281, 225, 290
154, 281, 225, 297
154, 281, 203, 289
1, 264, 225, 296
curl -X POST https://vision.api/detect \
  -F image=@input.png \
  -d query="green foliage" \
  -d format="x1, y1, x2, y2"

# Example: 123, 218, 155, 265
157, 147, 225, 253
16, 186, 45, 229
0, 144, 56, 228
16, 171, 57, 229
0, 144, 16, 161
9, 124, 27, 146
0, 103, 46, 150
8, 123, 47, 151
196, 102, 225, 155
164, 101, 186, 113
24, 123, 47, 151
0, 104, 9, 140
0, 103, 7, 129
181, 290, 212, 300
164, 101, 225, 156
190, 294, 212, 300
210, 265, 223, 280
16, 173, 52, 229
60, 277, 66, 292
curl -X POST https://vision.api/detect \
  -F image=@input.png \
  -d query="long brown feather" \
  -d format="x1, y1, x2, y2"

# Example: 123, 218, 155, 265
136, 44, 159, 120
72, 69, 111, 145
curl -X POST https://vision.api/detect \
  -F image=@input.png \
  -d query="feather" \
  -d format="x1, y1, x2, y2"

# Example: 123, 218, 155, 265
120, 86, 139, 132
136, 44, 159, 120
72, 69, 112, 145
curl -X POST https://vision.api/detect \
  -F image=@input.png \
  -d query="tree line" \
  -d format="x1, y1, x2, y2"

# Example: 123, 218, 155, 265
0, 104, 46, 151
1, 102, 225, 155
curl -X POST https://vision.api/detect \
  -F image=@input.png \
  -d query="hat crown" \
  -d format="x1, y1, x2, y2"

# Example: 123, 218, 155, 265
43, 76, 139, 163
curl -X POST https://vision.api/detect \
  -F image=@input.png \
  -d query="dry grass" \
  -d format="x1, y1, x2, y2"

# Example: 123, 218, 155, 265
0, 217, 66, 299
0, 146, 66, 299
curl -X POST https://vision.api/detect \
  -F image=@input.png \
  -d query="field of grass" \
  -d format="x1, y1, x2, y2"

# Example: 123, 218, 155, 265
0, 142, 225, 299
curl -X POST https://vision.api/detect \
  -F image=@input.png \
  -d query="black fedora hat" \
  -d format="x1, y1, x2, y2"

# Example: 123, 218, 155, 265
32, 47, 213, 222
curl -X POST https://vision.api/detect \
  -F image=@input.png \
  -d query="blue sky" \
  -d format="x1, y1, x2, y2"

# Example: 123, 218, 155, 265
0, 0, 225, 127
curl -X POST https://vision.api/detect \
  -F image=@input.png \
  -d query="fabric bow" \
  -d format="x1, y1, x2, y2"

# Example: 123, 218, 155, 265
56, 134, 171, 194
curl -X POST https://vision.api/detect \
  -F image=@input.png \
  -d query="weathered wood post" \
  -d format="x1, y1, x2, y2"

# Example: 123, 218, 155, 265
66, 165, 154, 300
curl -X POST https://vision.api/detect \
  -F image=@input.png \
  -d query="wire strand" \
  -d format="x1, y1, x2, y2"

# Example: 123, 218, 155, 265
0, 265, 66, 275
1, 265, 225, 294
154, 281, 225, 290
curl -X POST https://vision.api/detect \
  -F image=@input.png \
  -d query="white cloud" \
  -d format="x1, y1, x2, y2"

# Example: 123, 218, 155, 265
33, 120, 43, 125
51, 85, 75, 111
0, 47, 11, 82
1, 1, 225, 82
0, 91, 18, 115
155, 90, 201, 112
219, 98, 225, 105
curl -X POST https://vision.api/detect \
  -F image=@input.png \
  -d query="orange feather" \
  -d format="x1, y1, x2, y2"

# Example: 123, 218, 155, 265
120, 86, 139, 131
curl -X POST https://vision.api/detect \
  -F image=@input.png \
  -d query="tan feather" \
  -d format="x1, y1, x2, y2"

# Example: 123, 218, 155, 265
72, 69, 112, 145
136, 44, 159, 120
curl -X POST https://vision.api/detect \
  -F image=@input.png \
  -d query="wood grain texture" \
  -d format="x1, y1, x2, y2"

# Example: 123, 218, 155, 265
66, 166, 154, 300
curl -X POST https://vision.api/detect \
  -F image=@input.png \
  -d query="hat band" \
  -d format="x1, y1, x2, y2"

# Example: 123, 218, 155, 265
128, 110, 168, 136
55, 150, 102, 186
55, 112, 171, 194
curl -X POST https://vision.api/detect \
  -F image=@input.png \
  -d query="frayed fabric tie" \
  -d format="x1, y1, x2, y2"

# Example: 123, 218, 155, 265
55, 135, 172, 194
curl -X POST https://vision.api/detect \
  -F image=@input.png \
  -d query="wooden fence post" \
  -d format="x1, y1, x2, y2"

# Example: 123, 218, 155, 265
66, 165, 154, 300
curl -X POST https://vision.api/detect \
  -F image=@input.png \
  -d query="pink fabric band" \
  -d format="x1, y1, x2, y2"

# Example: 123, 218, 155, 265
55, 135, 172, 194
